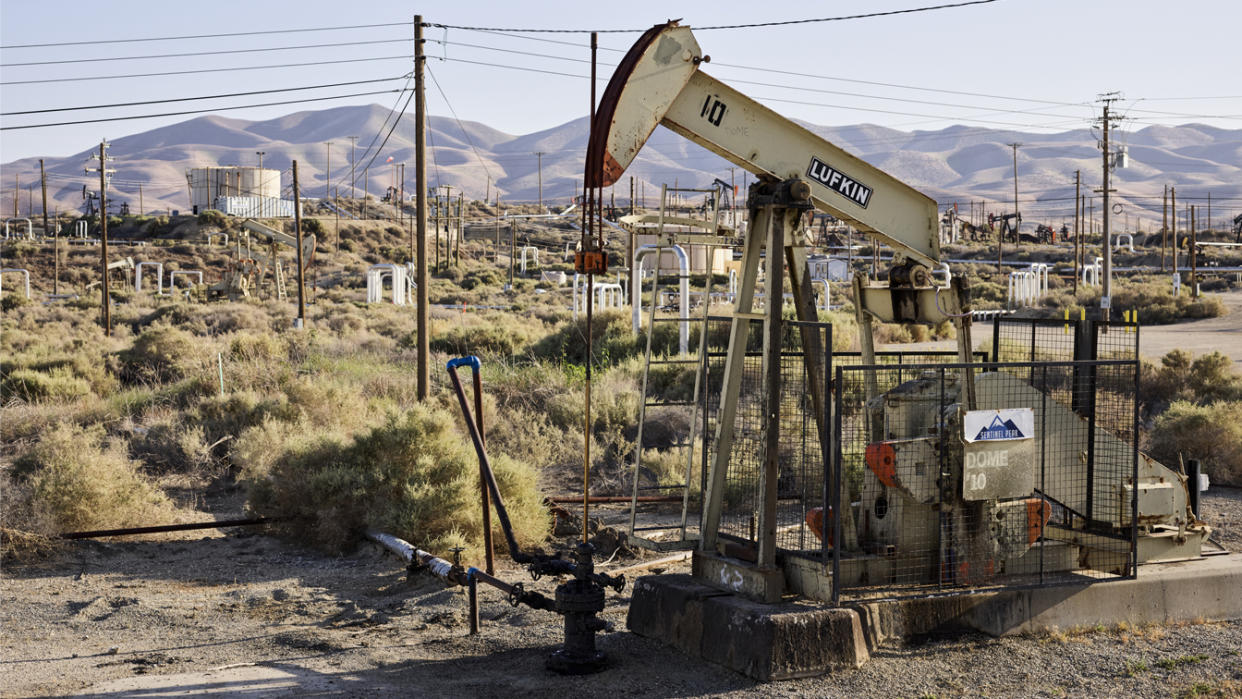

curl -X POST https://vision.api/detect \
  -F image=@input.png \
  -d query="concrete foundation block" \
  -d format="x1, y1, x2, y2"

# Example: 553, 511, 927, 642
627, 574, 869, 681
855, 554, 1242, 644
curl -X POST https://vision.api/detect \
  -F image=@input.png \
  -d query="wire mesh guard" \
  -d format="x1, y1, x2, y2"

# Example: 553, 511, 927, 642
695, 318, 975, 564
833, 356, 1139, 600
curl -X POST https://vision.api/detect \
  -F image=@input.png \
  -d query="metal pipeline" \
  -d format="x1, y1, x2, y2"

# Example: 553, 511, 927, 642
446, 356, 531, 564
366, 530, 465, 585
60, 517, 285, 540
446, 357, 626, 593
366, 530, 557, 611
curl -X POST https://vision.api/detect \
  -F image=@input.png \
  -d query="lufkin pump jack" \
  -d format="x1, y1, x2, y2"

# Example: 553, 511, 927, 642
586, 21, 1209, 602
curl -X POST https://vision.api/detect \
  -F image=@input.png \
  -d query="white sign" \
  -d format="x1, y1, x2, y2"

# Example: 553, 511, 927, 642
963, 408, 1034, 443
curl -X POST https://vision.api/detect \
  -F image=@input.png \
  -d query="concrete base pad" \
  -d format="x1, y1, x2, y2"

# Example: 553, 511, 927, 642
626, 574, 868, 681
857, 553, 1242, 646
628, 555, 1242, 681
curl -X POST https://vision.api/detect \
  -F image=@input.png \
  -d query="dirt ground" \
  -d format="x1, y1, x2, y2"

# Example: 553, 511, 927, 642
2, 488, 1240, 698
1135, 290, 1242, 367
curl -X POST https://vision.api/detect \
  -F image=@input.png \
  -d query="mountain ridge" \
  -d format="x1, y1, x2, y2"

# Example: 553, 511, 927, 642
4, 103, 1239, 228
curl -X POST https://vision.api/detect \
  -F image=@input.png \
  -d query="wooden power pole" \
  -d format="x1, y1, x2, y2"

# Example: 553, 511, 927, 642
1161, 184, 1168, 272
1073, 170, 1080, 295
292, 160, 307, 328
414, 13, 430, 400
40, 159, 55, 295
534, 151, 545, 210
1171, 187, 1178, 284
85, 142, 113, 335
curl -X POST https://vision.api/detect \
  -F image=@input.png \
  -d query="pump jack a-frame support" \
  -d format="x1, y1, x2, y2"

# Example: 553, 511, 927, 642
587, 21, 974, 599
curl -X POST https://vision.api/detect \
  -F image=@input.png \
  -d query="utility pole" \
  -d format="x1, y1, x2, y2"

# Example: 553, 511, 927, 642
1190, 205, 1198, 297
256, 151, 265, 170
348, 135, 358, 200
629, 176, 635, 216
325, 142, 332, 200
729, 166, 737, 227
138, 184, 144, 216
1073, 170, 1080, 295
85, 142, 113, 335
12, 173, 18, 218
1096, 92, 1121, 321
399, 162, 406, 233
414, 13, 429, 401
442, 185, 454, 270
509, 219, 516, 288
292, 160, 307, 328
1161, 185, 1168, 272
363, 166, 370, 219
531, 150, 546, 211
456, 191, 463, 266
1171, 187, 1178, 283
40, 159, 54, 294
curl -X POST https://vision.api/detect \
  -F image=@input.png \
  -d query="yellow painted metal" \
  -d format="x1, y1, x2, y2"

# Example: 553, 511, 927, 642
596, 23, 940, 267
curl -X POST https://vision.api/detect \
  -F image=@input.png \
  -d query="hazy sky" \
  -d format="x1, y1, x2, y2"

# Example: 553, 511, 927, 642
2, 0, 1239, 164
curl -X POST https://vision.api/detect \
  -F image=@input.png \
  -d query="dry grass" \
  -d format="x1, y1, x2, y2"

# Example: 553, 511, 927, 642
4, 423, 180, 541
244, 406, 549, 559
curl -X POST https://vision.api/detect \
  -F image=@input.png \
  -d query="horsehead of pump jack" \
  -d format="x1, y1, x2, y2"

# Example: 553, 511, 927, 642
584, 20, 973, 367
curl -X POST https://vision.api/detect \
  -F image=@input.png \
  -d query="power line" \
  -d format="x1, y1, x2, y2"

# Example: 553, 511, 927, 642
0, 21, 411, 50
1, 89, 403, 131
1, 74, 410, 116
1, 38, 410, 68
350, 75, 414, 178
0, 54, 411, 86
358, 88, 416, 174
426, 64, 492, 184
425, 1, 1002, 33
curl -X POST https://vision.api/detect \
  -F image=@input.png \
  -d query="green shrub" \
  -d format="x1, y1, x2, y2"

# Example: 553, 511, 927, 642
0, 367, 91, 402
119, 326, 205, 384
196, 209, 227, 227
1147, 401, 1242, 485
427, 315, 543, 358
1141, 350, 1242, 410
9, 423, 176, 533
229, 332, 286, 362
245, 406, 549, 557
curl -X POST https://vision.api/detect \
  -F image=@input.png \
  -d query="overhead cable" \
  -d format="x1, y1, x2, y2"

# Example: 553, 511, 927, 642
2, 89, 403, 131
1, 74, 410, 116
0, 21, 412, 50
426, 64, 493, 183
426, 1, 1002, 33
0, 55, 411, 86
1, 38, 411, 68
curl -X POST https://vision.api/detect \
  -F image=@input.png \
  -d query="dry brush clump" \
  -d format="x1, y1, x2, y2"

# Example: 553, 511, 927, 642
1142, 349, 1242, 485
3, 423, 178, 543
1148, 402, 1242, 486
244, 405, 548, 558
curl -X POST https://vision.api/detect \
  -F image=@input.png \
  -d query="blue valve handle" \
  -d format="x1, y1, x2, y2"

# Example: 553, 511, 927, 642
446, 356, 481, 372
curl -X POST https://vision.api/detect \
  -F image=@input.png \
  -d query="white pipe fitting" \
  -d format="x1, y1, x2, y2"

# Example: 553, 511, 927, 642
632, 244, 690, 355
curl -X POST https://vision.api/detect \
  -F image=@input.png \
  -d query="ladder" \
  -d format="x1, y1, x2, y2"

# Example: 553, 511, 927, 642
627, 184, 729, 551
274, 260, 287, 300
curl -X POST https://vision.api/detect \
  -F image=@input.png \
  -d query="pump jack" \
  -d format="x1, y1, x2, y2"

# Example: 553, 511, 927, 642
586, 21, 976, 585
588, 21, 1208, 604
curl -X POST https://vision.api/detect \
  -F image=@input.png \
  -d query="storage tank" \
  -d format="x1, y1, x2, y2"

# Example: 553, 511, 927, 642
187, 167, 281, 212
